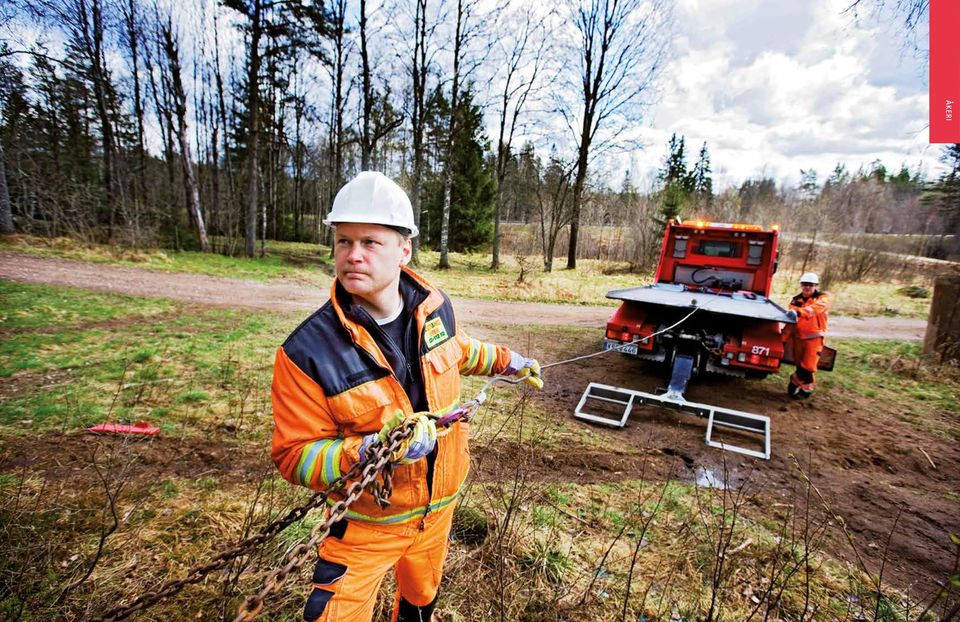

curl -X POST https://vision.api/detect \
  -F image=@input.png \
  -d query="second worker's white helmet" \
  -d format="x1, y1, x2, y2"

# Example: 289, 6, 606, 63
324, 171, 419, 238
799, 272, 819, 285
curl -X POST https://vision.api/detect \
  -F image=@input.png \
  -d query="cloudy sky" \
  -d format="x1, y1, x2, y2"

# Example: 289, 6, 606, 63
4, 0, 941, 193
615, 0, 940, 191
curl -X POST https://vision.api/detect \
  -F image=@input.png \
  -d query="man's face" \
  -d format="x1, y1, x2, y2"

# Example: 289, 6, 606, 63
334, 222, 411, 302
800, 282, 816, 295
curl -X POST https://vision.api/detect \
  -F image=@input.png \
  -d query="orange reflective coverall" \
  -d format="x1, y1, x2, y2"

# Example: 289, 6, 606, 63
272, 267, 514, 621
785, 289, 831, 395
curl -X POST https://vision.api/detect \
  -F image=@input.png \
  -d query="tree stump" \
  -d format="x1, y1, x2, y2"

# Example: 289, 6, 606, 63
923, 274, 960, 364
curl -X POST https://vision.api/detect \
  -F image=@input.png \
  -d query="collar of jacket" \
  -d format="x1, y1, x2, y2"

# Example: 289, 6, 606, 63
329, 266, 446, 347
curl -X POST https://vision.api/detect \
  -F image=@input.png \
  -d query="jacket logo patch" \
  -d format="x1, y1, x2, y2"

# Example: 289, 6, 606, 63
424, 317, 449, 349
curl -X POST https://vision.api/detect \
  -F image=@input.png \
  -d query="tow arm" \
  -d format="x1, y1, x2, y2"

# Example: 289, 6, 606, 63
574, 352, 771, 460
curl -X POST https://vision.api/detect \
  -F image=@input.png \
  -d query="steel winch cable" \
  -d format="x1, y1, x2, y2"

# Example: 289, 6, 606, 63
540, 302, 706, 371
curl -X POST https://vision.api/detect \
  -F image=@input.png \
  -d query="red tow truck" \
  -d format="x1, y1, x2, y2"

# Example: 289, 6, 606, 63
574, 220, 801, 459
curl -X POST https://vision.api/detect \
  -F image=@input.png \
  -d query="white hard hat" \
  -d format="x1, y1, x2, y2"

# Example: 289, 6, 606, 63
324, 171, 419, 238
799, 272, 819, 285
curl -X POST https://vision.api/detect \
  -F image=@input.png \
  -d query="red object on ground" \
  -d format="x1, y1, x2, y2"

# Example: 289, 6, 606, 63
87, 421, 160, 435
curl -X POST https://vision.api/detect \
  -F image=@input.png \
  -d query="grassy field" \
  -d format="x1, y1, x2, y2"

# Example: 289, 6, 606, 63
2, 280, 957, 620
1, 235, 938, 318
0, 234, 333, 286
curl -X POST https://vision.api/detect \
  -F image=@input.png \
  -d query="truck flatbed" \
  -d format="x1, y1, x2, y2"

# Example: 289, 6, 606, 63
607, 282, 796, 324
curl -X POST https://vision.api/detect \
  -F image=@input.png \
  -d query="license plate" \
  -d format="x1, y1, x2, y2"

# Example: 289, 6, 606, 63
603, 340, 638, 355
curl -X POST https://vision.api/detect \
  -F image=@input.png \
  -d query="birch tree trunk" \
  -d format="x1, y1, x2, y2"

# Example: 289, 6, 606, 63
409, 0, 429, 262
439, 0, 464, 270
162, 19, 210, 252
244, 0, 264, 258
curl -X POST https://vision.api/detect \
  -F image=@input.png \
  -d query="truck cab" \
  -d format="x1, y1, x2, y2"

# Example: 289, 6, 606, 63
655, 220, 779, 297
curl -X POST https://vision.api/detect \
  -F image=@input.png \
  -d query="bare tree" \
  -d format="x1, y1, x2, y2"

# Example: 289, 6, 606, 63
845, 0, 928, 57
437, 0, 466, 269
490, 5, 549, 270
405, 0, 436, 262
360, 0, 373, 170
222, 0, 265, 258
321, 0, 350, 246
27, 0, 125, 238
537, 154, 574, 272
121, 0, 146, 211
211, 5, 240, 251
160, 15, 210, 252
358, 0, 403, 172
0, 141, 12, 234
83, 0, 121, 237
438, 0, 491, 268
561, 0, 670, 269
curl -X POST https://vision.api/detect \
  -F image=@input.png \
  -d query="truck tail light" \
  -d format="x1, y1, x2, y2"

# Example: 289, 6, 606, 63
605, 326, 631, 342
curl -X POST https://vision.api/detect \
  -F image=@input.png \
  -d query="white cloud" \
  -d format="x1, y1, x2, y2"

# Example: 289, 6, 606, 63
619, 0, 944, 190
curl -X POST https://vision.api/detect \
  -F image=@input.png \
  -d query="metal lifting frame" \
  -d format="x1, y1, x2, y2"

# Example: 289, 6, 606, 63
573, 355, 771, 460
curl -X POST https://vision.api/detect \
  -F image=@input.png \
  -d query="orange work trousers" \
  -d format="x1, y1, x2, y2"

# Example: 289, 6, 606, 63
304, 504, 455, 622
789, 336, 823, 390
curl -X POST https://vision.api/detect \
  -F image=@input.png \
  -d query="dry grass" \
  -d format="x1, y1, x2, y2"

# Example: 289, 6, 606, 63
2, 277, 956, 620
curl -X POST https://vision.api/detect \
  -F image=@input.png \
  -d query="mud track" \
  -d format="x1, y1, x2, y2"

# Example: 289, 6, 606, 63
519, 340, 960, 598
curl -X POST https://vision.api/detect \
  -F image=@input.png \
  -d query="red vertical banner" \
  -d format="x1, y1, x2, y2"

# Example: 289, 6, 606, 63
930, 0, 960, 143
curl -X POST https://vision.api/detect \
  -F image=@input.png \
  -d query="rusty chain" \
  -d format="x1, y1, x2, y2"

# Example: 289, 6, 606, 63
90, 422, 416, 622
231, 426, 407, 622
87, 376, 546, 621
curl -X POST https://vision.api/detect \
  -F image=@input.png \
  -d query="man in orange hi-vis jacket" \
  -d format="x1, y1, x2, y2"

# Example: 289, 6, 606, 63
784, 272, 831, 399
271, 171, 543, 622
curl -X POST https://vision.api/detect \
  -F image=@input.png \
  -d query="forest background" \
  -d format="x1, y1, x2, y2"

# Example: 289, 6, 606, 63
0, 0, 958, 281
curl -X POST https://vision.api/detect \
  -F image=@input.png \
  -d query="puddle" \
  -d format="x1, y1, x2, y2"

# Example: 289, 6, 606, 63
694, 466, 735, 489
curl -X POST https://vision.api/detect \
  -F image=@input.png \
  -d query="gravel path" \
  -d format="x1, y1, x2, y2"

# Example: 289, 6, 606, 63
0, 251, 926, 339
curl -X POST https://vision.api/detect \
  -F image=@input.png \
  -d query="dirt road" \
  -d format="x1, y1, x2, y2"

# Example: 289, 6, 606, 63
0, 252, 927, 339
2, 250, 957, 596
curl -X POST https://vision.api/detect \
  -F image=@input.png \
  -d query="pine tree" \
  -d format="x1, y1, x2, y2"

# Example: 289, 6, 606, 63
692, 141, 713, 209
655, 133, 695, 227
422, 86, 495, 251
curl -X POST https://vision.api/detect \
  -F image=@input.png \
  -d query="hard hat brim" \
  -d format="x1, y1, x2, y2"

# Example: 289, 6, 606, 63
323, 216, 419, 239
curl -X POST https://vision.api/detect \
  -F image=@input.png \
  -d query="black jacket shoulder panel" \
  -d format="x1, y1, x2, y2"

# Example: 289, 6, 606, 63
791, 290, 823, 307
282, 302, 388, 397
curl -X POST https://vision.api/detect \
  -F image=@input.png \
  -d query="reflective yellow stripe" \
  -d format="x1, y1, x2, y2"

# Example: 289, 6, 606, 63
462, 339, 481, 373
320, 439, 344, 484
480, 343, 496, 375
297, 439, 343, 486
326, 481, 465, 524
296, 442, 323, 485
